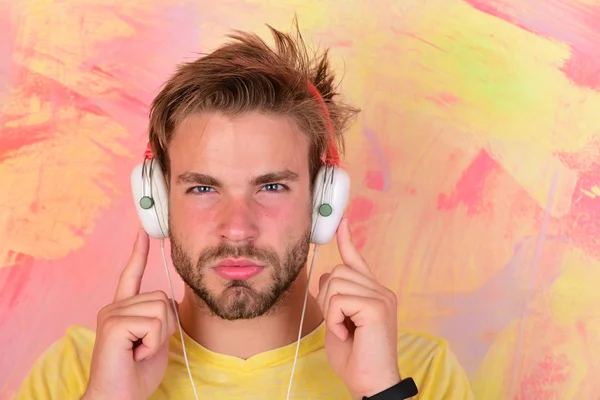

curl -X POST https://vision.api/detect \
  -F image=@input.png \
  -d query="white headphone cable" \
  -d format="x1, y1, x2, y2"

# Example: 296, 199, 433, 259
286, 244, 320, 400
160, 238, 200, 400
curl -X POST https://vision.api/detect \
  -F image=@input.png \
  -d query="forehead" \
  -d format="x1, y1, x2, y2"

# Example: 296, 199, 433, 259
168, 112, 310, 177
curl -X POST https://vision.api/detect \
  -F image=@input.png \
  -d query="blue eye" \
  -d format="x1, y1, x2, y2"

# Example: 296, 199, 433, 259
189, 186, 215, 194
262, 183, 286, 192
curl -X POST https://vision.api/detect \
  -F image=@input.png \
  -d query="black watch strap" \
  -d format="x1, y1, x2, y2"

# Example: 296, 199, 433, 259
362, 377, 419, 399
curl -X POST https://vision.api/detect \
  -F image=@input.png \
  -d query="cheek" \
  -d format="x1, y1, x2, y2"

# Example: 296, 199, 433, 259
259, 205, 291, 222
258, 200, 311, 236
169, 194, 214, 237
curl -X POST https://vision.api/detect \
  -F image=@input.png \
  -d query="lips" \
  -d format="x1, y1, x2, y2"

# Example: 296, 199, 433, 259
213, 258, 264, 280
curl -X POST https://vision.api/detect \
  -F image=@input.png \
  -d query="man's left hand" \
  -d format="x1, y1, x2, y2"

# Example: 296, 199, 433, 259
317, 216, 401, 399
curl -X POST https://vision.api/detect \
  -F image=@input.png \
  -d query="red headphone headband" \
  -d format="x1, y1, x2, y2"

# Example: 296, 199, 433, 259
144, 81, 340, 167
144, 142, 153, 160
306, 80, 340, 167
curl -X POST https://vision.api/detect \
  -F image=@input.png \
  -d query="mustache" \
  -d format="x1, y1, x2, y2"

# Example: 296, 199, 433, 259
196, 242, 281, 267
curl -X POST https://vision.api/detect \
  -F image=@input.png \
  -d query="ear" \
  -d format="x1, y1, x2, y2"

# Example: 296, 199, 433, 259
131, 160, 169, 239
310, 165, 351, 245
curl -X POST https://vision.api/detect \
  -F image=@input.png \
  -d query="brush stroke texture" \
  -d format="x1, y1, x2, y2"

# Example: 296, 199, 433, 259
2, 1, 600, 399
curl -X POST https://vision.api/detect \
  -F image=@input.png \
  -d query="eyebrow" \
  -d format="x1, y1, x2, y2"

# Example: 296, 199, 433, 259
250, 170, 299, 186
176, 172, 221, 187
176, 169, 299, 187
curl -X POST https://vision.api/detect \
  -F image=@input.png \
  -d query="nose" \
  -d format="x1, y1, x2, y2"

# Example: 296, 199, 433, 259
216, 197, 259, 243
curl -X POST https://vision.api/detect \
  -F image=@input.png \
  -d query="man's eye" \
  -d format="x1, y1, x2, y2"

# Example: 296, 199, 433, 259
188, 186, 215, 194
262, 183, 287, 192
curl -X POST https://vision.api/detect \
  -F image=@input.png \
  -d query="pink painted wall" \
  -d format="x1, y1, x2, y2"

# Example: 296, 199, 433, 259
2, 1, 600, 398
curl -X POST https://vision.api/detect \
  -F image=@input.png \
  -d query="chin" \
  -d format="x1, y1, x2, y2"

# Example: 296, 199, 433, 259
191, 280, 284, 320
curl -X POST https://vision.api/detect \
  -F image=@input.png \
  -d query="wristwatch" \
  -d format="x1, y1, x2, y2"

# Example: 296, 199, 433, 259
362, 377, 418, 399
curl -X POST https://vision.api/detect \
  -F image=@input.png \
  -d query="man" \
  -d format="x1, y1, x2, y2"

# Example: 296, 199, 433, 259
16, 23, 473, 399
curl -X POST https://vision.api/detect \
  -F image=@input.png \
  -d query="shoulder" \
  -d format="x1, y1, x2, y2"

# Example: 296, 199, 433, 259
396, 330, 474, 400
396, 329, 450, 362
64, 324, 97, 350
47, 325, 96, 366
14, 325, 95, 400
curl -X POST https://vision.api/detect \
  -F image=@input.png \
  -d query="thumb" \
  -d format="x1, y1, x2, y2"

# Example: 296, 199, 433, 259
318, 273, 330, 292
316, 273, 331, 314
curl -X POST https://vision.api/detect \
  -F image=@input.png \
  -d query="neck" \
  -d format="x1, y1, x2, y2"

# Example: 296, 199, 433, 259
177, 273, 324, 359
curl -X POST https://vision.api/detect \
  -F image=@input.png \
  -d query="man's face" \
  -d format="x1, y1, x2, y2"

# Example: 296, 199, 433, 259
168, 111, 313, 320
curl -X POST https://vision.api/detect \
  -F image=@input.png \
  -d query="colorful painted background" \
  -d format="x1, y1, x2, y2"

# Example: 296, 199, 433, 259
2, 0, 600, 398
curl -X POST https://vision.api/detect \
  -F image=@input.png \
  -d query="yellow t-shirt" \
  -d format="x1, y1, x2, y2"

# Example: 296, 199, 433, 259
15, 323, 473, 399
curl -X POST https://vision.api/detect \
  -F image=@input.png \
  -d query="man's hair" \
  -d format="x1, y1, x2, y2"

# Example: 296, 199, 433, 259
148, 21, 360, 182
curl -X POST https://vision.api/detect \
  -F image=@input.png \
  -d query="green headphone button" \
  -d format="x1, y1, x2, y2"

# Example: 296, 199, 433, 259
140, 196, 154, 210
319, 203, 333, 217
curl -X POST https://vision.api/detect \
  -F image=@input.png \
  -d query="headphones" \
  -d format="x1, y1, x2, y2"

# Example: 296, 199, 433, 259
130, 81, 350, 245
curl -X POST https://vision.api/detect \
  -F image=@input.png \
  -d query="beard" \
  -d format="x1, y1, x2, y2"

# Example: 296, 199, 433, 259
170, 230, 311, 320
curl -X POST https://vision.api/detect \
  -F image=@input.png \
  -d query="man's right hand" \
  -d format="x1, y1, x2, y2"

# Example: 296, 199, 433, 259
82, 229, 177, 400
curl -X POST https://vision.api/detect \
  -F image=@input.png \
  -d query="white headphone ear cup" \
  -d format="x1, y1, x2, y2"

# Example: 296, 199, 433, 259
311, 166, 351, 245
131, 160, 169, 239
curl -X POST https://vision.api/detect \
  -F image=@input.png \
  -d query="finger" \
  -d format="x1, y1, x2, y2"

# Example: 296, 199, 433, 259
328, 264, 381, 291
139, 340, 170, 367
325, 295, 384, 341
131, 318, 163, 362
109, 300, 170, 346
318, 273, 330, 293
102, 315, 164, 362
318, 276, 385, 323
336, 217, 374, 278
165, 299, 178, 337
316, 264, 385, 314
114, 229, 150, 302
111, 291, 178, 339
112, 290, 170, 308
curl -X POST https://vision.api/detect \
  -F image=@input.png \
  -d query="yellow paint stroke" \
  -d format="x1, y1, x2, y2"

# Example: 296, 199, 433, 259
342, 0, 600, 217
580, 188, 596, 198
473, 246, 600, 399
1, 0, 139, 266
